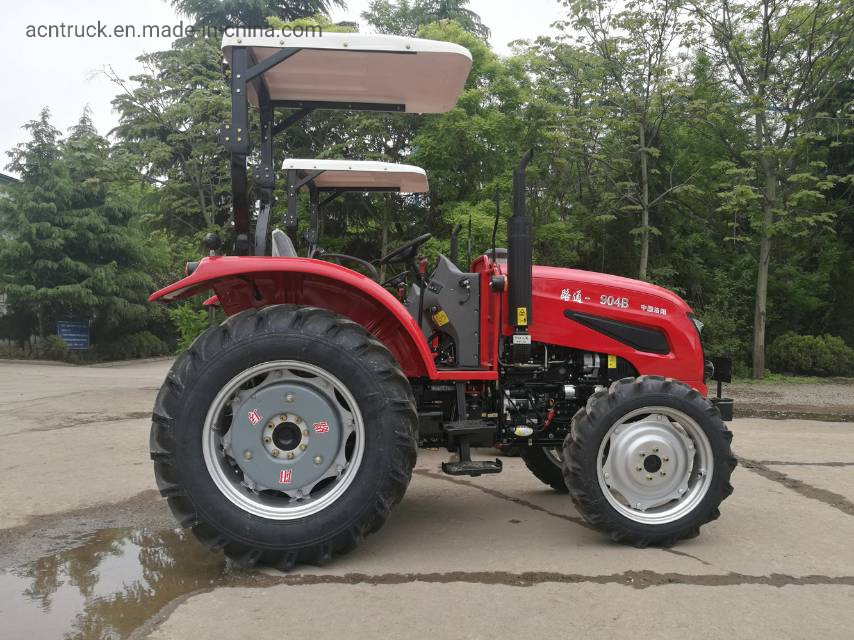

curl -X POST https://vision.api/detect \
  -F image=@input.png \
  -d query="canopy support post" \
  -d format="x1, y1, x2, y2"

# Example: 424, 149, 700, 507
254, 83, 276, 256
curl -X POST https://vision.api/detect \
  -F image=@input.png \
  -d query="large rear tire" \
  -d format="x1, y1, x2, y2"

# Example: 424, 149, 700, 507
564, 376, 735, 547
150, 305, 418, 569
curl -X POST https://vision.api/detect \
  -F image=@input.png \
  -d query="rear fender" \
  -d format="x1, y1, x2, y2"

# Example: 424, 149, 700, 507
149, 256, 441, 378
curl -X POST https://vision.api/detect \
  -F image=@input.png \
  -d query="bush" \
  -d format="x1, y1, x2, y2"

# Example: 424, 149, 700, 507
768, 333, 854, 377
97, 331, 169, 361
35, 335, 71, 361
169, 304, 210, 352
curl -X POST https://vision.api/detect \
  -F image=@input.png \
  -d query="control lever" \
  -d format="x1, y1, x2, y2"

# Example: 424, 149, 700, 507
458, 276, 471, 305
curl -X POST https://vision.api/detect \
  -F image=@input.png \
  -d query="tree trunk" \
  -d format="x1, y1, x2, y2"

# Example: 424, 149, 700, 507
752, 120, 776, 379
638, 122, 650, 281
36, 303, 46, 340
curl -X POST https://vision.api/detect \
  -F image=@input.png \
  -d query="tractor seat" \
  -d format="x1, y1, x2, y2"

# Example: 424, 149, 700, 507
271, 229, 297, 257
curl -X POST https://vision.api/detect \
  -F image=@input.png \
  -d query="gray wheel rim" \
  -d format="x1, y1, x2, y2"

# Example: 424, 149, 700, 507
596, 406, 713, 525
202, 360, 365, 520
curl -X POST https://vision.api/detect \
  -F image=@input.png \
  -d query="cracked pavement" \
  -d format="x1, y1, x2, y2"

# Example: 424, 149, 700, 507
1, 360, 854, 639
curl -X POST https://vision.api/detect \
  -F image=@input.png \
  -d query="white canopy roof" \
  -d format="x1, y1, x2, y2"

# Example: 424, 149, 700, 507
223, 32, 471, 113
282, 159, 428, 193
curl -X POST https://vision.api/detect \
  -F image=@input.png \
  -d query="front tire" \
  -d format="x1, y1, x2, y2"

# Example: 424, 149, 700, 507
564, 376, 735, 547
150, 305, 418, 569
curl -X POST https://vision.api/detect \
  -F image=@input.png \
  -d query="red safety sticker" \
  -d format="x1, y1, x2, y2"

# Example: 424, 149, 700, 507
279, 469, 293, 484
247, 409, 262, 426
313, 421, 330, 433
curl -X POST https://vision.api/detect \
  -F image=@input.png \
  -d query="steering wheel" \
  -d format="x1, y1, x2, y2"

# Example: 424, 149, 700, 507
317, 252, 380, 282
380, 233, 432, 265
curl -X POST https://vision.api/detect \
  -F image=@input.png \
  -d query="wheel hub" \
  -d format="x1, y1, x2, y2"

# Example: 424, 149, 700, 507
271, 419, 304, 452
221, 370, 354, 499
602, 414, 696, 512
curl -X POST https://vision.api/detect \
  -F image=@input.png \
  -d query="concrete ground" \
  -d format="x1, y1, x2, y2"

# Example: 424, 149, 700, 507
1, 360, 853, 639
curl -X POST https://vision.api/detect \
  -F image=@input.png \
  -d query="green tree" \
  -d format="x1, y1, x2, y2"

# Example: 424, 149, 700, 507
557, 0, 697, 281
107, 36, 231, 235
362, 0, 490, 39
691, 0, 854, 376
171, 0, 346, 26
0, 109, 166, 345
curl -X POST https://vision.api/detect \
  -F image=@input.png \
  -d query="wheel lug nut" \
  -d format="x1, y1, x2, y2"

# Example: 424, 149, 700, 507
265, 437, 272, 444
287, 451, 295, 460
653, 447, 659, 453
314, 456, 323, 465
660, 471, 667, 476
299, 443, 307, 451
302, 429, 309, 436
646, 475, 653, 481
636, 466, 643, 471
244, 450, 253, 460
663, 457, 670, 462
639, 452, 646, 457
295, 416, 301, 424
272, 449, 280, 457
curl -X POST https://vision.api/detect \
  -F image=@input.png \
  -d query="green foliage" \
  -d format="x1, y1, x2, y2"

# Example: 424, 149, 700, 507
108, 35, 232, 235
363, 0, 491, 38
171, 0, 345, 26
97, 331, 170, 361
768, 333, 854, 377
35, 335, 71, 361
0, 109, 170, 347
169, 304, 210, 352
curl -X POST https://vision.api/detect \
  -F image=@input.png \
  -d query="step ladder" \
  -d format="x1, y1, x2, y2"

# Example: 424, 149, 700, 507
441, 420, 502, 477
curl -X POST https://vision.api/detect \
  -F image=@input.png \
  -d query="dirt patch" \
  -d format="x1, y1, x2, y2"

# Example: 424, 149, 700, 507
242, 569, 854, 589
738, 457, 854, 516
729, 380, 854, 421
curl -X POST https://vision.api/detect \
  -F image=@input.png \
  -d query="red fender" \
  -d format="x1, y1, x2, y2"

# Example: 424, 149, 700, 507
149, 256, 496, 381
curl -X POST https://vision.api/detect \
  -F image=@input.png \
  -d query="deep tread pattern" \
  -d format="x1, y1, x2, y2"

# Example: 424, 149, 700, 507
562, 376, 736, 547
520, 447, 569, 493
149, 304, 418, 569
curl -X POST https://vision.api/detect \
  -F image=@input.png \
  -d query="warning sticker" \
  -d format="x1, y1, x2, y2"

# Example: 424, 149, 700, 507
516, 307, 528, 326
432, 309, 450, 326
279, 469, 293, 484
247, 409, 262, 425
607, 355, 617, 369
313, 421, 330, 434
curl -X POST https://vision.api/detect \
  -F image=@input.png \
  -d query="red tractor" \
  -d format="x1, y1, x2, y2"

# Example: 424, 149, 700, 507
149, 32, 736, 569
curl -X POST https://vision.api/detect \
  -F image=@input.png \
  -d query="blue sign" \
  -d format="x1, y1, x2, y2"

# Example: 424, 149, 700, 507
57, 320, 90, 350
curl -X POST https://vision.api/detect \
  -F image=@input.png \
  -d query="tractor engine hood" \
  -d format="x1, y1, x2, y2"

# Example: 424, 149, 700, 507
531, 266, 692, 315
506, 265, 705, 392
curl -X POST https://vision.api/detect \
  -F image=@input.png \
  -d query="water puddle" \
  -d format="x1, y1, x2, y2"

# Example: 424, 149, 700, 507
0, 527, 229, 639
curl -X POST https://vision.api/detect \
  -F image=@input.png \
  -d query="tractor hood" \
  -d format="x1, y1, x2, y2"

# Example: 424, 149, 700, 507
530, 265, 693, 315
501, 264, 706, 392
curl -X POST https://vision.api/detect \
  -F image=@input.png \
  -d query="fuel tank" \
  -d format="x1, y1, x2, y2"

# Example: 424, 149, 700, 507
526, 266, 706, 392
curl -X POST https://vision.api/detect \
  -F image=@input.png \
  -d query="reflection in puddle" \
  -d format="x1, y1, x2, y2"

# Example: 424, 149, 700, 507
0, 527, 228, 639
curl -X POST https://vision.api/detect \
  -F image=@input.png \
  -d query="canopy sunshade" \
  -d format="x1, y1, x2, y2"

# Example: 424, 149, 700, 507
282, 159, 429, 193
222, 32, 472, 113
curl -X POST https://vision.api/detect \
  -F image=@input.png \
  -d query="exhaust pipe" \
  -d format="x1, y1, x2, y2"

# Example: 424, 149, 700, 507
449, 223, 463, 268
507, 149, 534, 362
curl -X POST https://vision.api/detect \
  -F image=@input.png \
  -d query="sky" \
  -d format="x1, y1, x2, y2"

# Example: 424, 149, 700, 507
0, 0, 566, 175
